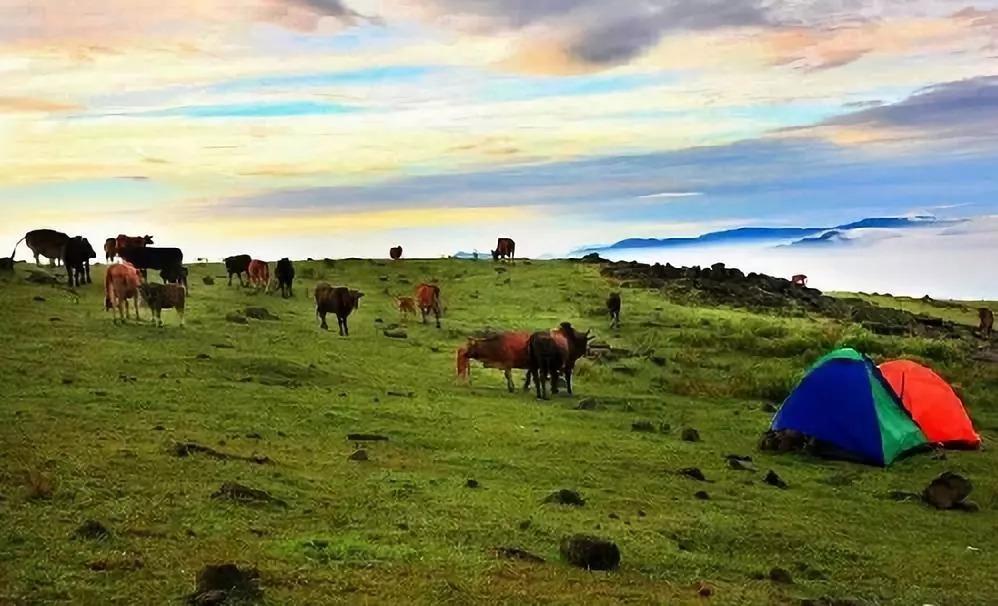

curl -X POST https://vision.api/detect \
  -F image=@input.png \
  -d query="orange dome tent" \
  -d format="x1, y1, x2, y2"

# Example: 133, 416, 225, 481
879, 360, 981, 449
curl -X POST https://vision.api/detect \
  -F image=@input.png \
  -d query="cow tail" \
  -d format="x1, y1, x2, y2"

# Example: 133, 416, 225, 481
10, 236, 25, 260
103, 269, 112, 311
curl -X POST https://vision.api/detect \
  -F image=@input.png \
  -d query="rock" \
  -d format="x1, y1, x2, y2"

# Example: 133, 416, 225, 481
954, 500, 981, 513
246, 432, 262, 439
631, 420, 656, 433
576, 398, 598, 410
32, 296, 45, 302
196, 353, 211, 360
923, 472, 972, 510
694, 490, 710, 500
189, 563, 261, 605
74, 520, 110, 540
658, 423, 671, 433
244, 307, 278, 321
202, 276, 215, 286
543, 489, 586, 506
493, 547, 545, 563
383, 328, 408, 339
681, 428, 700, 442
678, 467, 708, 482
518, 520, 532, 530
465, 479, 480, 489
348, 449, 369, 462
764, 470, 788, 489
760, 403, 778, 413
726, 455, 756, 471
696, 581, 714, 598
225, 312, 248, 325
769, 567, 793, 584
211, 482, 287, 507
346, 433, 389, 442
560, 535, 620, 571
650, 356, 667, 367
212, 343, 235, 349
608, 512, 619, 520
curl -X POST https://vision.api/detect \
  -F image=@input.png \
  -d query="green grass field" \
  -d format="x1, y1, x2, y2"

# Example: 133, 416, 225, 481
1, 259, 996, 605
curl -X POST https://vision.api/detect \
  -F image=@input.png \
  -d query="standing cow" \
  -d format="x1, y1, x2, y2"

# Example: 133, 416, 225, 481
104, 263, 142, 324
118, 247, 183, 281
224, 255, 252, 286
415, 283, 442, 328
273, 258, 295, 298
607, 293, 621, 329
791, 274, 808, 287
115, 234, 154, 254
390, 246, 403, 260
248, 259, 269, 289
315, 282, 364, 336
491, 238, 515, 262
139, 282, 186, 327
64, 237, 96, 287
12, 229, 69, 266
980, 308, 994, 340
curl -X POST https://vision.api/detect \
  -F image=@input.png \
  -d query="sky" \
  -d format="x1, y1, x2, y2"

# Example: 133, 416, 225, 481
2, 0, 998, 294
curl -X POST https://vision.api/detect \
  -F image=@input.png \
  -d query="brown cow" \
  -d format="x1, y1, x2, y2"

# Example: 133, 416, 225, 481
315, 282, 364, 336
396, 296, 417, 321
415, 283, 442, 328
103, 238, 117, 262
139, 282, 186, 327
791, 274, 808, 286
115, 234, 154, 255
12, 229, 69, 266
390, 246, 403, 260
248, 259, 269, 288
980, 308, 994, 339
491, 237, 515, 262
607, 293, 621, 329
456, 331, 532, 392
104, 262, 142, 323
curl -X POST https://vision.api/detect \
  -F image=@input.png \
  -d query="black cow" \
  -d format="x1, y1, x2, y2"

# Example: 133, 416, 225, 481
160, 265, 190, 292
118, 247, 184, 280
64, 237, 96, 287
526, 331, 566, 401
315, 282, 364, 336
12, 229, 69, 266
607, 292, 621, 329
224, 254, 252, 286
274, 258, 295, 298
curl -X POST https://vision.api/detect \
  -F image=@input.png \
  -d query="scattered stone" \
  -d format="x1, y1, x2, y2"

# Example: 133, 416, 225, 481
188, 563, 261, 605
543, 489, 586, 507
923, 472, 972, 510
465, 479, 480, 489
637, 510, 646, 517
886, 490, 920, 502
576, 398, 598, 410
560, 535, 620, 571
681, 428, 700, 442
678, 467, 708, 482
769, 567, 793, 584
211, 482, 287, 507
347, 433, 389, 442
32, 296, 45, 302
49, 317, 61, 322
244, 307, 278, 321
387, 391, 414, 398
153, 425, 165, 431
225, 312, 248, 325
493, 547, 545, 563
74, 520, 110, 541
519, 520, 532, 530
764, 470, 788, 489
348, 449, 369, 462
608, 512, 619, 520
695, 581, 714, 598
195, 353, 211, 361
383, 328, 408, 339
246, 432, 262, 440
212, 343, 235, 349
631, 420, 656, 433
761, 403, 778, 413
726, 454, 757, 471
62, 378, 73, 385
650, 356, 667, 367
202, 276, 215, 286
954, 500, 981, 513
171, 442, 270, 465
694, 490, 710, 500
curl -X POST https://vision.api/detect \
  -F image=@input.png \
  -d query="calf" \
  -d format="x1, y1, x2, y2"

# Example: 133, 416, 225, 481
607, 292, 621, 329
274, 258, 295, 298
396, 296, 417, 321
980, 308, 994, 339
248, 259, 269, 289
315, 282, 364, 336
64, 236, 96, 287
104, 263, 142, 323
224, 254, 252, 286
139, 282, 186, 327
415, 283, 442, 328
791, 274, 808, 287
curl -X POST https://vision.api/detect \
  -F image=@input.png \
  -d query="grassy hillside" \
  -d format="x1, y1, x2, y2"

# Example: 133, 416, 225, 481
1, 259, 996, 605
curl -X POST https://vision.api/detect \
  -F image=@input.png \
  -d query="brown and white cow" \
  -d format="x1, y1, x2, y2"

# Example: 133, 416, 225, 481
104, 262, 142, 323
139, 282, 186, 327
248, 259, 269, 289
415, 283, 441, 328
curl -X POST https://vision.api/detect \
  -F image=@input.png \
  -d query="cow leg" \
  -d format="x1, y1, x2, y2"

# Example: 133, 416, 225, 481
523, 370, 532, 392
319, 311, 328, 330
434, 307, 441, 329
421, 308, 428, 324
551, 369, 560, 395
85, 262, 92, 284
504, 369, 514, 393
178, 308, 185, 327
564, 366, 573, 395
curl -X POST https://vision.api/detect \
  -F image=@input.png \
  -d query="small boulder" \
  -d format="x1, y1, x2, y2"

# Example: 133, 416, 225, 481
726, 455, 756, 472
225, 312, 248, 325
74, 520, 110, 540
493, 547, 544, 563
769, 567, 793, 584
383, 328, 408, 339
348, 449, 369, 462
202, 276, 215, 286
681, 428, 700, 442
631, 420, 655, 433
33, 296, 46, 302
923, 472, 973, 510
764, 470, 788, 489
465, 479, 480, 489
543, 489, 586, 506
560, 535, 620, 571
694, 490, 710, 500
189, 563, 261, 605
244, 307, 278, 321
576, 398, 598, 410
760, 403, 778, 413
678, 467, 708, 482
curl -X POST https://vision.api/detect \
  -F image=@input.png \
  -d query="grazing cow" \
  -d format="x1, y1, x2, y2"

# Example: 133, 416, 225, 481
248, 259, 269, 289
980, 308, 994, 339
456, 331, 532, 392
63, 237, 96, 287
115, 234, 154, 254
791, 274, 808, 286
104, 262, 142, 323
139, 282, 186, 327
395, 296, 417, 321
118, 247, 183, 280
160, 265, 189, 292
491, 237, 515, 262
224, 254, 252, 286
390, 246, 403, 260
103, 238, 117, 262
12, 229, 69, 266
607, 292, 621, 329
274, 258, 295, 298
315, 282, 364, 336
415, 283, 442, 328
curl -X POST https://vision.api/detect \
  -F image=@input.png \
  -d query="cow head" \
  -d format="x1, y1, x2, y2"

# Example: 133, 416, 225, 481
491, 249, 499, 261
143, 235, 155, 245
350, 290, 365, 310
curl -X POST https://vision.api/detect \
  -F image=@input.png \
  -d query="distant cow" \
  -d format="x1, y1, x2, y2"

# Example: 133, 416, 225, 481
315, 282, 364, 336
12, 229, 69, 266
104, 262, 142, 323
390, 246, 403, 260
791, 274, 808, 286
115, 234, 153, 254
273, 258, 295, 298
64, 237, 96, 287
607, 292, 621, 329
415, 283, 442, 328
456, 331, 532, 392
118, 247, 183, 280
160, 265, 189, 292
396, 296, 417, 321
248, 259, 269, 289
980, 308, 994, 339
491, 238, 515, 262
139, 282, 186, 327
103, 238, 117, 262
224, 255, 252, 286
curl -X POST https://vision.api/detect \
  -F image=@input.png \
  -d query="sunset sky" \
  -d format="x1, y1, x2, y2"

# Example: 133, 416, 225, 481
2, 0, 998, 263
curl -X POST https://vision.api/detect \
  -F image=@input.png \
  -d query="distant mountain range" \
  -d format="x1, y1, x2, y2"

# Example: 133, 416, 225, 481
580, 216, 949, 253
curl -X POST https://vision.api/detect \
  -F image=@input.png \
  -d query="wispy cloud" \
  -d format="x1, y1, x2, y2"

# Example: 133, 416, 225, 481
637, 191, 703, 199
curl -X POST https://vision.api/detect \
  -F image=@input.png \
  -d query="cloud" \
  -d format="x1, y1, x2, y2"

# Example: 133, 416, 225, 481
0, 96, 77, 113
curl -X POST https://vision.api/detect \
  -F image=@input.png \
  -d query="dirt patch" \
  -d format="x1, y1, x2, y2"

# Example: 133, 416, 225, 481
211, 482, 287, 508
171, 442, 271, 465
560, 535, 620, 571
188, 563, 261, 605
